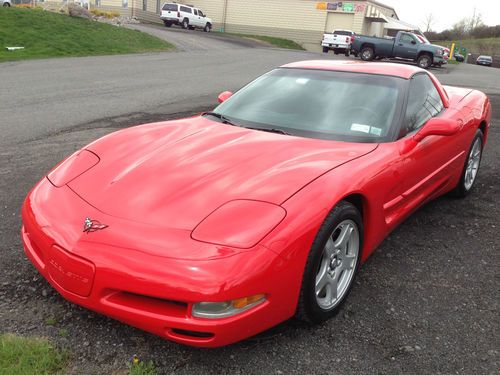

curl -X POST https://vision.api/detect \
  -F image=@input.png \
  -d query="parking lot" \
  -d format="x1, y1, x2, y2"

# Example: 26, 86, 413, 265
0, 33, 499, 374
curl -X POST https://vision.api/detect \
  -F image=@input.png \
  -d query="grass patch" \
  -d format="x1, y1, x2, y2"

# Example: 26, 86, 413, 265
223, 32, 304, 50
0, 7, 174, 62
0, 333, 69, 374
129, 360, 157, 375
432, 37, 500, 56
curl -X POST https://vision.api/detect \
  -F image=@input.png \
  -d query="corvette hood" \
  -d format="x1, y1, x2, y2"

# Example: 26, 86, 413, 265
68, 117, 377, 229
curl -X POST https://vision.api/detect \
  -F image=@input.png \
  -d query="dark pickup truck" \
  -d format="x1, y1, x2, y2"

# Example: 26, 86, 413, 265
351, 31, 446, 69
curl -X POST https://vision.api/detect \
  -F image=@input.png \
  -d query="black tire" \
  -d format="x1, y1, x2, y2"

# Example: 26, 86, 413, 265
353, 52, 358, 58
360, 46, 374, 61
322, 46, 329, 54
3, 2, 11, 6
333, 49, 339, 55
344, 49, 350, 57
417, 54, 432, 69
181, 18, 189, 29
451, 130, 483, 198
164, 21, 172, 28
296, 201, 363, 323
203, 23, 211, 32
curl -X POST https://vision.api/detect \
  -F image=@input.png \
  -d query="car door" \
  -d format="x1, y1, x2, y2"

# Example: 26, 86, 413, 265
192, 9, 201, 27
198, 9, 207, 27
383, 73, 465, 229
393, 33, 418, 60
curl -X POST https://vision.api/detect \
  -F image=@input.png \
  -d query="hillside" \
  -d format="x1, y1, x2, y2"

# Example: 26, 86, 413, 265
0, 7, 173, 62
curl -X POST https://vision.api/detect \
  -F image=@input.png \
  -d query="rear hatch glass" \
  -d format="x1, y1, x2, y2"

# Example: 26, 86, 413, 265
162, 4, 177, 11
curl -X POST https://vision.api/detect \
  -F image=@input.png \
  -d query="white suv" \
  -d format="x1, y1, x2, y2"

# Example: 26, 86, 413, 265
160, 3, 212, 32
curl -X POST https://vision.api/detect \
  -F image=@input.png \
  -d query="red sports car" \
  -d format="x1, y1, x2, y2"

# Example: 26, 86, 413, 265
22, 61, 491, 347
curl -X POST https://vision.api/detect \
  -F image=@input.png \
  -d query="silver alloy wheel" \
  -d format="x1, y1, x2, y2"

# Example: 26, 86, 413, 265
362, 49, 372, 60
419, 56, 430, 68
464, 137, 482, 191
315, 219, 359, 310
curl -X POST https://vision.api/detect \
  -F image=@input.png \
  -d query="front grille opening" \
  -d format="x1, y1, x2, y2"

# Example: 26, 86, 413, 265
171, 328, 214, 339
104, 291, 188, 318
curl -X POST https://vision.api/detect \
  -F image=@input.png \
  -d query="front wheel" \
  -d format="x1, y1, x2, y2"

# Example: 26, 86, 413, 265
360, 46, 374, 61
296, 201, 363, 323
417, 54, 432, 69
322, 46, 329, 53
3, 2, 11, 6
204, 23, 211, 32
451, 130, 483, 197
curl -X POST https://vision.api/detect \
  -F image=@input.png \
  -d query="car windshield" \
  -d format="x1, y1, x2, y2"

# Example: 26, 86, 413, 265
211, 68, 405, 143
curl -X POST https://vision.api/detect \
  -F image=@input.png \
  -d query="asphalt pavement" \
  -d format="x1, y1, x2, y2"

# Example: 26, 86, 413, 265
0, 31, 498, 375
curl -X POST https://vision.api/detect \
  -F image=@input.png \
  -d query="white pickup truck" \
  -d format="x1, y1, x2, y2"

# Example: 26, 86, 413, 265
321, 29, 356, 56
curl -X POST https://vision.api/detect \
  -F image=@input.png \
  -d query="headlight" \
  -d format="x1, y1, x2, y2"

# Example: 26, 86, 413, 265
437, 49, 443, 56
192, 294, 266, 319
191, 200, 286, 248
47, 149, 99, 187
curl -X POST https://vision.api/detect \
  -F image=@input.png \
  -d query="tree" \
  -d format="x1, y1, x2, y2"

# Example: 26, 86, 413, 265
423, 13, 435, 33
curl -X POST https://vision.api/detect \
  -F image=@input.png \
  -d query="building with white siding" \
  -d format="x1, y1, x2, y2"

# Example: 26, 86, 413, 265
42, 0, 402, 52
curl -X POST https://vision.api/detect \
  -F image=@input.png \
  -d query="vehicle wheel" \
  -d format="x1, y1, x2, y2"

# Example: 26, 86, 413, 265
322, 46, 329, 54
344, 49, 350, 57
296, 201, 363, 323
360, 46, 374, 61
417, 54, 432, 69
203, 23, 211, 32
164, 21, 172, 28
3, 2, 10, 6
334, 49, 339, 55
181, 18, 189, 29
451, 130, 483, 198
353, 52, 358, 58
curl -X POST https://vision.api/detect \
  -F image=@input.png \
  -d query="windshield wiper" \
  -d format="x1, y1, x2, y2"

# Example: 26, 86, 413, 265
203, 112, 236, 126
245, 126, 292, 136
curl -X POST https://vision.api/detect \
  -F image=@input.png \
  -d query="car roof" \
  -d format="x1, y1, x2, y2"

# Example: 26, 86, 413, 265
281, 60, 424, 79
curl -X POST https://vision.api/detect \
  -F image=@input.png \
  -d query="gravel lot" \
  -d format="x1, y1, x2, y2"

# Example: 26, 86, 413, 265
0, 38, 498, 374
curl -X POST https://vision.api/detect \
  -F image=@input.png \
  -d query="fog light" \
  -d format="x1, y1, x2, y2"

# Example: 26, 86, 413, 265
192, 294, 266, 319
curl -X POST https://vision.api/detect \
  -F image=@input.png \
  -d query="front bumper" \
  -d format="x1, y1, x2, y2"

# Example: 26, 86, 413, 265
21, 179, 295, 347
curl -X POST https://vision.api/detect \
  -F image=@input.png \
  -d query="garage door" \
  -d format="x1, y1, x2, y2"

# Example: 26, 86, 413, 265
325, 13, 355, 33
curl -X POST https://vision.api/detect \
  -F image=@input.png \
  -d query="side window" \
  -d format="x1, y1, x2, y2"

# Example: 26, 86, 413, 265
180, 6, 191, 13
193, 9, 198, 15
404, 74, 444, 134
199, 10, 204, 17
401, 34, 414, 44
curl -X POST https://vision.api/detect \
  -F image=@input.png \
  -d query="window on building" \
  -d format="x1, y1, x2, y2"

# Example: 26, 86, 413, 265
95, 0, 101, 6
142, 0, 146, 11
404, 74, 444, 134
123, 0, 128, 8
156, 0, 160, 13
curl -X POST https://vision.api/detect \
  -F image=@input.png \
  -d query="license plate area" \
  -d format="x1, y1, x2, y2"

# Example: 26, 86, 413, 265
47, 245, 95, 297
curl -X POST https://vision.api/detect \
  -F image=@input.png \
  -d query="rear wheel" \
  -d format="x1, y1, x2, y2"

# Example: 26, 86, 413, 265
417, 54, 432, 69
451, 130, 483, 197
181, 18, 189, 29
322, 46, 329, 53
344, 49, 350, 57
360, 46, 374, 61
164, 21, 172, 27
296, 201, 363, 323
